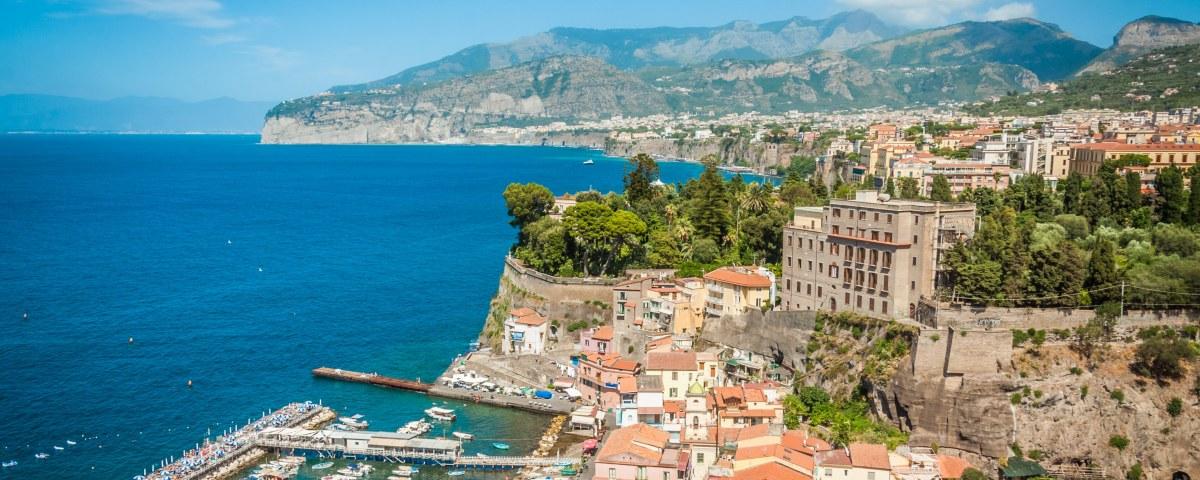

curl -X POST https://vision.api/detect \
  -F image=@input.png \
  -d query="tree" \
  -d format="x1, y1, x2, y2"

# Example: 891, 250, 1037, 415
885, 177, 896, 196
690, 156, 731, 243
692, 237, 720, 263
1027, 241, 1084, 307
1086, 240, 1119, 303
897, 177, 920, 199
645, 229, 683, 268
503, 182, 555, 232
1126, 171, 1143, 212
1188, 167, 1200, 225
1156, 166, 1187, 224
1061, 172, 1084, 214
1132, 336, 1196, 381
623, 153, 660, 205
930, 174, 952, 201
563, 201, 614, 276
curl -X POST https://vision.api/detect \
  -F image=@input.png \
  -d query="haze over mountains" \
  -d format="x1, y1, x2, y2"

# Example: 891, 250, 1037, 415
0, 95, 275, 133
265, 11, 1200, 144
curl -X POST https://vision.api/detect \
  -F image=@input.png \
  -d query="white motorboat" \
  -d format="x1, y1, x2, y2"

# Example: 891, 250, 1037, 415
425, 406, 456, 421
338, 416, 369, 429
452, 431, 474, 440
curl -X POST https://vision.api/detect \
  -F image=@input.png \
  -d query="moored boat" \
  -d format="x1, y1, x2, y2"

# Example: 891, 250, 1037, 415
34, 453, 49, 459
1, 460, 17, 468
311, 461, 335, 470
583, 159, 595, 165
448, 470, 466, 476
492, 442, 510, 450
452, 431, 474, 440
425, 406, 456, 421
338, 415, 369, 429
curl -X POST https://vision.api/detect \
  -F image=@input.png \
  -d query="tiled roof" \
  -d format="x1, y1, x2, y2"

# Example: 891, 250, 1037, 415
937, 455, 972, 479
645, 351, 698, 371
509, 307, 546, 326
848, 443, 890, 470
618, 376, 638, 394
1073, 142, 1200, 151
596, 423, 671, 467
732, 462, 812, 480
591, 325, 614, 341
704, 267, 772, 288
816, 449, 852, 468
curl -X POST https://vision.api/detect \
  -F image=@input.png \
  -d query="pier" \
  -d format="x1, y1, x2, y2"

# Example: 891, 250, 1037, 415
311, 367, 577, 415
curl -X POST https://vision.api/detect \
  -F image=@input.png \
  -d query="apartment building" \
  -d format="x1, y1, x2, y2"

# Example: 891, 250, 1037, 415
702, 267, 775, 318
780, 191, 976, 319
1070, 142, 1200, 176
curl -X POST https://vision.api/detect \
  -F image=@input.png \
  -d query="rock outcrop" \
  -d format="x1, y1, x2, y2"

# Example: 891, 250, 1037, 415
1079, 16, 1200, 75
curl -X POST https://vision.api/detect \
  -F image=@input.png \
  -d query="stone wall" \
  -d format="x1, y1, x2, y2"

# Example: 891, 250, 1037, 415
502, 256, 618, 304
934, 302, 1200, 330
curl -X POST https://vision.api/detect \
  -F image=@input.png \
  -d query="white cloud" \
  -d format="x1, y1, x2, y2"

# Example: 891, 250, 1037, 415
982, 2, 1036, 21
202, 33, 246, 45
838, 0, 981, 26
239, 45, 302, 71
97, 0, 234, 29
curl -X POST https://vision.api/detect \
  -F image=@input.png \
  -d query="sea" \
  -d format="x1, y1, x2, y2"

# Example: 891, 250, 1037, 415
0, 134, 735, 480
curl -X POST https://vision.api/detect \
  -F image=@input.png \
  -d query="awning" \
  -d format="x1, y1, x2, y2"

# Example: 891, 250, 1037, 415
553, 379, 575, 389
564, 387, 583, 399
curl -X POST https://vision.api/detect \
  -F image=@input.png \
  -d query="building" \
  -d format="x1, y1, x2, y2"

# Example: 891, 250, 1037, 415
1069, 142, 1200, 176
644, 351, 722, 401
593, 423, 689, 480
581, 325, 615, 355
503, 308, 549, 355
703, 267, 775, 318
813, 443, 891, 480
780, 191, 977, 319
549, 194, 578, 221
709, 383, 785, 429
578, 352, 641, 410
923, 162, 1011, 197
640, 278, 706, 335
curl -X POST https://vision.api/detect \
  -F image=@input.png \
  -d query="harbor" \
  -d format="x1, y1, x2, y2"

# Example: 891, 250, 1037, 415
311, 366, 577, 415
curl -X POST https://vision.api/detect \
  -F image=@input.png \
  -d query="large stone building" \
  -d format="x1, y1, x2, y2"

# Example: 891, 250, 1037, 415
780, 191, 976, 319
1070, 142, 1200, 176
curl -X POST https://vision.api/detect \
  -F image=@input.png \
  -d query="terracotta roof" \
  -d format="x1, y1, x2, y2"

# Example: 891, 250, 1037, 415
743, 387, 767, 403
781, 431, 831, 453
618, 376, 638, 394
704, 267, 772, 288
1073, 142, 1200, 151
732, 462, 812, 480
509, 307, 547, 326
663, 400, 685, 415
609, 358, 640, 372
596, 423, 671, 467
645, 351, 698, 371
591, 325, 614, 341
937, 455, 972, 479
816, 449, 852, 468
848, 443, 890, 470
725, 409, 778, 418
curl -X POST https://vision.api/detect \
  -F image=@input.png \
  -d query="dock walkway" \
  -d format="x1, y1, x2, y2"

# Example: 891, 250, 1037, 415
312, 367, 576, 415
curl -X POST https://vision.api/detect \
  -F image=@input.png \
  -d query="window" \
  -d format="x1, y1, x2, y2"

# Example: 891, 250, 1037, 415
825, 468, 832, 477
808, 239, 813, 249
672, 372, 678, 381
819, 241, 824, 252
817, 286, 823, 297
669, 387, 678, 397
868, 472, 876, 480
663, 472, 669, 480
911, 281, 916, 290
819, 263, 824, 273
609, 468, 616, 480
874, 212, 879, 222
845, 292, 850, 304
887, 214, 893, 224
806, 283, 812, 295
698, 453, 705, 463
913, 235, 918, 244
787, 256, 792, 267
912, 256, 918, 266
884, 232, 893, 243
883, 276, 889, 292
871, 231, 879, 241
869, 273, 877, 289
833, 208, 841, 218
808, 260, 813, 271
859, 211, 866, 220
786, 279, 792, 290
856, 295, 862, 308
869, 298, 875, 311
637, 467, 647, 480
832, 226, 840, 235
882, 300, 888, 313
788, 236, 793, 246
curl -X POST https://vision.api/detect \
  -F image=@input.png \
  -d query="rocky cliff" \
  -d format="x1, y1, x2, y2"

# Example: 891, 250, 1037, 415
335, 10, 906, 91
1079, 16, 1200, 75
262, 56, 666, 144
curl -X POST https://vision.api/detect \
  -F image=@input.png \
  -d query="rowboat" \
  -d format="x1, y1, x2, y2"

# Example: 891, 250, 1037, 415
311, 461, 334, 470
492, 442, 510, 450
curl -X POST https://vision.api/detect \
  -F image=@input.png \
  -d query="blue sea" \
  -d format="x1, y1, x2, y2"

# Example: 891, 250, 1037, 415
0, 135, 718, 480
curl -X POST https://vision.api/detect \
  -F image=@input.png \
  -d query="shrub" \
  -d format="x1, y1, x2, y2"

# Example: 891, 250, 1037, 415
1132, 336, 1196, 380
1011, 392, 1023, 405
1110, 389, 1125, 404
1070, 367, 1083, 375
1012, 329, 1030, 347
1028, 449, 1045, 461
1081, 385, 1089, 399
1167, 397, 1183, 417
930, 333, 941, 342
1108, 435, 1129, 450
1033, 390, 1043, 399
961, 469, 988, 480
1010, 442, 1023, 458
566, 320, 590, 332
1126, 463, 1143, 480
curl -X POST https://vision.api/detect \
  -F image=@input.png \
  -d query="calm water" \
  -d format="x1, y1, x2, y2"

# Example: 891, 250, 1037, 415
0, 135, 711, 480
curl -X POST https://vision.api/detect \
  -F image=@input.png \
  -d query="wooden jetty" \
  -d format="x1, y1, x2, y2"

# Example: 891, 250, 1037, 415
311, 367, 576, 415
312, 367, 432, 392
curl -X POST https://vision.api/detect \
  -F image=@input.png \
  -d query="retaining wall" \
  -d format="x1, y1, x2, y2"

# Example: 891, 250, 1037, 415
935, 303, 1200, 330
502, 256, 618, 304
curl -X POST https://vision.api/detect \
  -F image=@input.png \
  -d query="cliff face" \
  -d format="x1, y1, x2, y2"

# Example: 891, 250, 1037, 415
1079, 16, 1200, 75
262, 56, 666, 144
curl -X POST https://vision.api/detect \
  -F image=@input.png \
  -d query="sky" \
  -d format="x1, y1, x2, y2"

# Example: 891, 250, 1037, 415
1, 0, 1198, 103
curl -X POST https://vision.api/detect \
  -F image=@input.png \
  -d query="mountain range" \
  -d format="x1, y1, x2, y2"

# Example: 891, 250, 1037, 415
0, 95, 274, 133
257, 12, 1200, 143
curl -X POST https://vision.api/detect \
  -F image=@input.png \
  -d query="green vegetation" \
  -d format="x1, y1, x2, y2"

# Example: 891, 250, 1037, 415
1110, 389, 1125, 404
782, 385, 908, 448
970, 44, 1200, 115
961, 468, 988, 480
506, 154, 821, 277
1167, 397, 1183, 417
1132, 334, 1197, 381
1108, 435, 1130, 451
1126, 463, 1143, 480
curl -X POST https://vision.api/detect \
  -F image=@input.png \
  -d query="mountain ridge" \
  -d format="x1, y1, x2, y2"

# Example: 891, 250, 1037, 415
333, 9, 907, 92
1077, 15, 1200, 75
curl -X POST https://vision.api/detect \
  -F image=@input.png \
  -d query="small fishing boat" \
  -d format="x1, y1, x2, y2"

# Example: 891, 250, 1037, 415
452, 431, 474, 440
53, 446, 64, 451
391, 465, 418, 476
492, 442, 510, 450
476, 453, 489, 458
425, 406, 456, 421
1, 460, 17, 468
311, 461, 335, 470
338, 416, 369, 429
561, 467, 579, 476
34, 453, 49, 459
448, 470, 466, 477
66, 440, 77, 446
583, 159, 595, 165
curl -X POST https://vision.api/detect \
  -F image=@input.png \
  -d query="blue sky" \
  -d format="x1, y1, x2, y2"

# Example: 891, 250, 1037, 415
1, 0, 1198, 102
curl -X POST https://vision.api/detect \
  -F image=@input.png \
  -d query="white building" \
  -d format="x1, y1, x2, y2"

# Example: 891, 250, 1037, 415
503, 307, 548, 355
